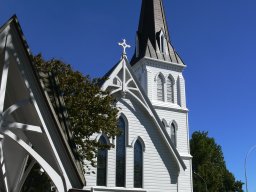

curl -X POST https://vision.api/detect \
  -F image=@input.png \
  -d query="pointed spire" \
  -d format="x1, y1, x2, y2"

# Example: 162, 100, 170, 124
131, 0, 184, 65
138, 0, 170, 44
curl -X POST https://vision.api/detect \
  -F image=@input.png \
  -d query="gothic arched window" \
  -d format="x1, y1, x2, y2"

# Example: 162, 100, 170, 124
116, 117, 126, 187
171, 123, 177, 147
134, 139, 143, 188
157, 75, 164, 101
157, 30, 166, 54
167, 76, 174, 103
97, 136, 107, 186
162, 118, 168, 128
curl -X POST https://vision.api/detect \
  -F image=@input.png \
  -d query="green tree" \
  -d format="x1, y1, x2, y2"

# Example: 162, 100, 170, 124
223, 170, 244, 192
33, 54, 120, 166
23, 54, 119, 191
191, 131, 243, 192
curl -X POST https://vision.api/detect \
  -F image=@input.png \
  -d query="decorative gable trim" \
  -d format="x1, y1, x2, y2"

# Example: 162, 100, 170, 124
102, 57, 151, 114
0, 16, 85, 191
102, 57, 186, 171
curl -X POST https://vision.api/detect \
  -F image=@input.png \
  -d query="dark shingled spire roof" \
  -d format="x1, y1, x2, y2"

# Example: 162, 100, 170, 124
131, 0, 184, 65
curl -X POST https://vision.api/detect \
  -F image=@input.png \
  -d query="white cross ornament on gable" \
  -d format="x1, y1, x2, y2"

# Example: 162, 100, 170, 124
118, 39, 131, 55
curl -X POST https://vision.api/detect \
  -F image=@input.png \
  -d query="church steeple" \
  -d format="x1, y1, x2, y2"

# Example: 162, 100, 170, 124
131, 0, 184, 65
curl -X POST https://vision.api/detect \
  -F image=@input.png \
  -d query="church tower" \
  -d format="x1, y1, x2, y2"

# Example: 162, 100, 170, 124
83, 0, 193, 191
131, 0, 193, 190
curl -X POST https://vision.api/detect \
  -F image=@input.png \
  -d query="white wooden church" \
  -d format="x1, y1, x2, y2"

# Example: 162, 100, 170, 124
0, 0, 193, 191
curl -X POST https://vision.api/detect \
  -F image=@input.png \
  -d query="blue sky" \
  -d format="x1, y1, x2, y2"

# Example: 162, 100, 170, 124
1, 0, 256, 190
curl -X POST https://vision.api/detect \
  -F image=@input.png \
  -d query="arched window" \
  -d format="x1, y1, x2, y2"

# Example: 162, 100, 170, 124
167, 76, 174, 103
97, 136, 107, 186
162, 118, 168, 128
134, 140, 143, 188
171, 123, 176, 147
157, 30, 166, 54
157, 75, 164, 101
160, 33, 165, 53
116, 117, 126, 187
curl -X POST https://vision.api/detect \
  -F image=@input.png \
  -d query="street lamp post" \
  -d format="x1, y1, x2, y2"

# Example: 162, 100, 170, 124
193, 171, 208, 192
244, 145, 256, 192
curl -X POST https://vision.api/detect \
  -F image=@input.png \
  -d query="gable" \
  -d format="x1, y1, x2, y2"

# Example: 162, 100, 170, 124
101, 56, 186, 171
117, 96, 180, 186
0, 16, 84, 191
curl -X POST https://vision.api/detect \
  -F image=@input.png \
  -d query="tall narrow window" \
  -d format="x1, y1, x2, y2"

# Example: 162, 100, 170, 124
116, 117, 126, 187
134, 140, 143, 188
97, 136, 107, 186
167, 76, 174, 103
157, 75, 164, 101
160, 34, 165, 53
171, 123, 176, 147
157, 30, 166, 54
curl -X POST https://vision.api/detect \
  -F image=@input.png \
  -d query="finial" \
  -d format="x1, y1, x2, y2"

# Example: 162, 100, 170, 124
118, 39, 131, 55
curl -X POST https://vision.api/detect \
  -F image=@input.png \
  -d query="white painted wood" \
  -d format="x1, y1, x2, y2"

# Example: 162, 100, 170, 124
117, 98, 179, 192
102, 57, 184, 168
132, 56, 192, 192
85, 47, 193, 191
0, 19, 85, 191
85, 97, 180, 192
2, 130, 65, 192
11, 28, 79, 190
0, 2, 192, 192
178, 158, 193, 192
178, 74, 187, 108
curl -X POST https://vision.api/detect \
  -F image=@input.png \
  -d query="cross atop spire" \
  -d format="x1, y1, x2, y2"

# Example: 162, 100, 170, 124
118, 39, 131, 55
131, 0, 184, 66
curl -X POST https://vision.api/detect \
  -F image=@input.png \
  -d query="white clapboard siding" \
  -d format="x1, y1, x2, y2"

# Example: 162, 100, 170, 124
85, 96, 179, 192
118, 97, 179, 192
155, 109, 189, 154
178, 159, 193, 192
132, 56, 192, 192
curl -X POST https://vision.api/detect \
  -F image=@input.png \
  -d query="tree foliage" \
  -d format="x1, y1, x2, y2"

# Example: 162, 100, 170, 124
191, 131, 243, 192
33, 54, 120, 166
